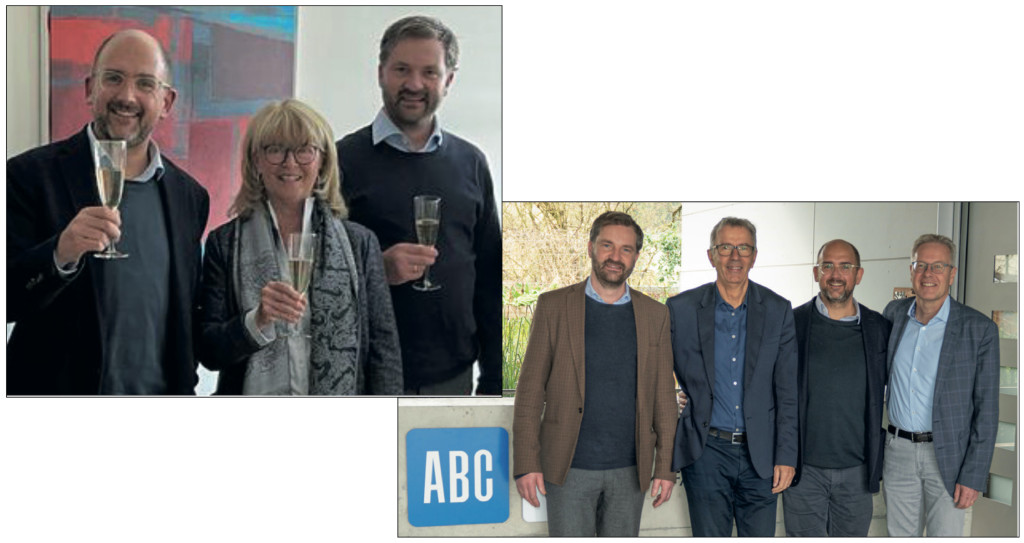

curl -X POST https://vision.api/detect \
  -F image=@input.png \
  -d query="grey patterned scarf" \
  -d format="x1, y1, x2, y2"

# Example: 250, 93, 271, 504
233, 198, 361, 395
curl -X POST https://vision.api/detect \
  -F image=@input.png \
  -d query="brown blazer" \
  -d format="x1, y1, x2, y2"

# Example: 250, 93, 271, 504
512, 280, 678, 491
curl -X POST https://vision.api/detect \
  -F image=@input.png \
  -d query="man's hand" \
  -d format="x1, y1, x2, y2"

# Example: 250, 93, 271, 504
677, 390, 688, 411
651, 477, 674, 507
55, 206, 122, 267
515, 472, 546, 508
772, 465, 795, 494
954, 483, 980, 509
381, 243, 438, 285
256, 281, 307, 328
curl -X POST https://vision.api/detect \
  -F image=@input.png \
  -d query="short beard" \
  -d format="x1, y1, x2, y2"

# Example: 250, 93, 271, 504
591, 258, 631, 289
821, 287, 852, 305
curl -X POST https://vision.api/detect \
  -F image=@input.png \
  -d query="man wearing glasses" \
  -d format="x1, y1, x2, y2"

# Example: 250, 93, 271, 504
782, 239, 891, 536
336, 16, 500, 395
882, 234, 999, 536
666, 216, 798, 536
7, 30, 209, 394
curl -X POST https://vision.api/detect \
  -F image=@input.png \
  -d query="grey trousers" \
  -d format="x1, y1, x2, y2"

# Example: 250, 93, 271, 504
782, 462, 874, 536
882, 432, 966, 536
545, 466, 645, 537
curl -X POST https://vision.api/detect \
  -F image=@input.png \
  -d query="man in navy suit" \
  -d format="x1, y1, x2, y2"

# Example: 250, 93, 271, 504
882, 234, 999, 536
783, 239, 891, 536
667, 216, 798, 536
7, 30, 209, 394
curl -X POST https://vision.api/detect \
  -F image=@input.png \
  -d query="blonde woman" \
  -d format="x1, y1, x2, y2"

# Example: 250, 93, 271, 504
198, 99, 402, 395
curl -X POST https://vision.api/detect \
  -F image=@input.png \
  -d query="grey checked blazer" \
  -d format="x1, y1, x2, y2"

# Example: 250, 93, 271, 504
512, 281, 679, 490
884, 296, 1000, 497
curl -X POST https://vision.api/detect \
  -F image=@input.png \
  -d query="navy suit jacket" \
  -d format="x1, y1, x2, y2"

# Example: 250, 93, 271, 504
884, 296, 999, 497
7, 127, 209, 394
668, 280, 799, 479
792, 298, 891, 493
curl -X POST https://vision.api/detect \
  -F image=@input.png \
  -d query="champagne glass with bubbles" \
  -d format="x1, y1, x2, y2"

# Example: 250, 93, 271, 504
92, 139, 128, 259
285, 232, 317, 336
412, 195, 441, 292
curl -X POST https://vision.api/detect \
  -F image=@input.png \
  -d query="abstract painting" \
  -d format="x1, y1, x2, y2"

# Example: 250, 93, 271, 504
49, 6, 297, 234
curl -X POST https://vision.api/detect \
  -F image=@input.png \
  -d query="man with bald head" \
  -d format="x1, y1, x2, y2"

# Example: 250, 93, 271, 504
782, 239, 891, 536
7, 29, 210, 394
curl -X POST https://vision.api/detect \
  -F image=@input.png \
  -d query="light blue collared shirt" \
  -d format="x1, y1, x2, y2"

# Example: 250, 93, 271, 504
584, 275, 632, 305
371, 109, 443, 153
86, 123, 165, 182
888, 296, 952, 432
814, 294, 862, 324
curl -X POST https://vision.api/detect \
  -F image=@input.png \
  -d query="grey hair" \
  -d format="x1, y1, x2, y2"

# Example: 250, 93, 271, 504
912, 234, 957, 262
709, 217, 757, 248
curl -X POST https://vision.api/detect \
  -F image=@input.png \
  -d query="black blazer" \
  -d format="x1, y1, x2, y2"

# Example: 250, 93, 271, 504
792, 298, 891, 493
7, 127, 209, 394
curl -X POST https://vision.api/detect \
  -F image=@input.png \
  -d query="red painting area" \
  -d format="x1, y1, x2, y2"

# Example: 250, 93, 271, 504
49, 9, 295, 237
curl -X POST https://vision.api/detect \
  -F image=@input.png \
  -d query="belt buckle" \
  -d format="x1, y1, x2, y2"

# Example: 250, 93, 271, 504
731, 433, 741, 445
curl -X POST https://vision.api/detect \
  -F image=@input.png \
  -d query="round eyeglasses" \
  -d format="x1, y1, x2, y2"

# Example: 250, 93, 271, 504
911, 261, 953, 274
817, 262, 860, 274
262, 145, 321, 166
96, 70, 171, 95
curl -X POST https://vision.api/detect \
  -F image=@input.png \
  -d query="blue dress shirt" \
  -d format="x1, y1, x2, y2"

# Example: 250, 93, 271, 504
888, 296, 951, 432
370, 109, 443, 153
711, 287, 748, 432
584, 275, 632, 305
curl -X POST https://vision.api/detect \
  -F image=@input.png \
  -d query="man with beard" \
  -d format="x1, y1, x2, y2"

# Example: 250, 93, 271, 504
512, 211, 678, 536
782, 239, 891, 535
882, 234, 998, 536
7, 30, 209, 394
667, 216, 797, 537
336, 15, 500, 395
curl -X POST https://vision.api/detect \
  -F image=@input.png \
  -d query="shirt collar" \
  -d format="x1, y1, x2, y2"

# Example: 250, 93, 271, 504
814, 294, 862, 323
584, 275, 632, 305
714, 285, 748, 310
371, 108, 443, 153
907, 294, 952, 324
87, 123, 164, 183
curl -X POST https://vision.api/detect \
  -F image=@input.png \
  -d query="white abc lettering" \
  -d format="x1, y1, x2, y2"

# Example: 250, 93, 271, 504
449, 451, 470, 503
474, 449, 494, 501
423, 451, 445, 503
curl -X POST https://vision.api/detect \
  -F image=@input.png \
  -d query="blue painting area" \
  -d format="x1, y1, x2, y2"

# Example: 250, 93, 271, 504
176, 6, 296, 41
406, 427, 510, 527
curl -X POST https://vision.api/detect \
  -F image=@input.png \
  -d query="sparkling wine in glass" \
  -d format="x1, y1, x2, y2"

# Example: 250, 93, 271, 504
412, 195, 441, 292
285, 232, 317, 336
92, 139, 128, 259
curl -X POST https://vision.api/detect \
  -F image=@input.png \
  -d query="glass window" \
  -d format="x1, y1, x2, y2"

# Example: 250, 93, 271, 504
1000, 366, 1018, 396
996, 421, 1016, 451
985, 474, 1013, 506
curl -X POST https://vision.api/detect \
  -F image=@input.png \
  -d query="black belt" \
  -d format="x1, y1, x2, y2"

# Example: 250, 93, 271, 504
708, 428, 746, 444
888, 424, 933, 443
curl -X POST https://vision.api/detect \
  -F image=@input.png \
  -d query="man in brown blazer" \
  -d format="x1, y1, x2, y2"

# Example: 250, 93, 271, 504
512, 211, 679, 536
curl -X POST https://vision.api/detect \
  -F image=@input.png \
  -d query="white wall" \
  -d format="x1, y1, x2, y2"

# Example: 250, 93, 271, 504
678, 202, 957, 313
4, 6, 502, 201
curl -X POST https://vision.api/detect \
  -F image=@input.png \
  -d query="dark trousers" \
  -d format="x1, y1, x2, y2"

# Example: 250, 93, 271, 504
782, 463, 873, 536
682, 434, 778, 537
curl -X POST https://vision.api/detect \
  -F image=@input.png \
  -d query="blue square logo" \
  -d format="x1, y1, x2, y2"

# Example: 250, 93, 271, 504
406, 427, 510, 527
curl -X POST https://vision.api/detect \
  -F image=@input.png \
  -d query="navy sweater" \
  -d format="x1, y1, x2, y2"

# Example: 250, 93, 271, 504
336, 125, 501, 393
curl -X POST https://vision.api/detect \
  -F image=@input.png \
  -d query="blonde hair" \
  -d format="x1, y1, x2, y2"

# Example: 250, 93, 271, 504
229, 99, 346, 219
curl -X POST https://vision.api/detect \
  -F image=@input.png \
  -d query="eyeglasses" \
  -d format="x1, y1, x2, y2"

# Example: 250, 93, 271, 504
712, 243, 755, 256
911, 261, 954, 274
817, 262, 859, 274
263, 145, 321, 165
96, 70, 171, 95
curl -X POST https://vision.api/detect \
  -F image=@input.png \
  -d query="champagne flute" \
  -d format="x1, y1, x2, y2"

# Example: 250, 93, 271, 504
92, 139, 128, 259
285, 232, 317, 337
412, 195, 441, 292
